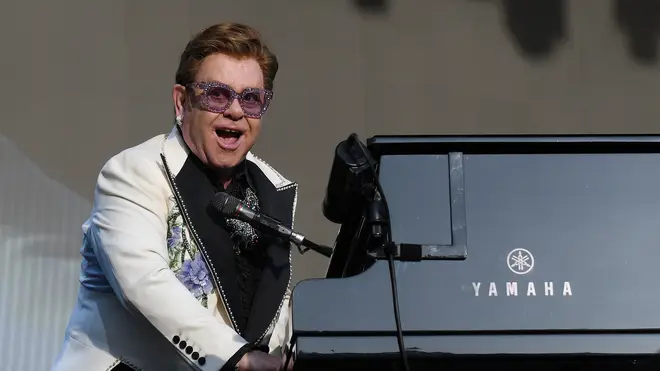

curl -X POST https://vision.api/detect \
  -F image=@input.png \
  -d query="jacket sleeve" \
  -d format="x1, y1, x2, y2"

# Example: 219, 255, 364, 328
267, 288, 292, 356
88, 151, 248, 371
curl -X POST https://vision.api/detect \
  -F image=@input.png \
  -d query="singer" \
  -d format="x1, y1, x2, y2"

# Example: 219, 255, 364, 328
51, 22, 296, 371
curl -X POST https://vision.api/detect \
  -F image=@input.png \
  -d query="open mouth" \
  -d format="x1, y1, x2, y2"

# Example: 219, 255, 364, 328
214, 128, 244, 149
215, 128, 243, 139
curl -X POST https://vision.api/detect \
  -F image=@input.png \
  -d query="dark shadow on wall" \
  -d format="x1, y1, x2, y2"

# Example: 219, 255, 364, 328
353, 0, 390, 15
614, 0, 660, 65
502, 0, 567, 60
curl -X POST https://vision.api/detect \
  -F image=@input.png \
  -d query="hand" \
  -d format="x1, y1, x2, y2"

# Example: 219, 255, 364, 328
280, 353, 294, 371
237, 350, 282, 371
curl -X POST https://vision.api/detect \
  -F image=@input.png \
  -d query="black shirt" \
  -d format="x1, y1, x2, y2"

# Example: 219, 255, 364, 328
217, 163, 267, 334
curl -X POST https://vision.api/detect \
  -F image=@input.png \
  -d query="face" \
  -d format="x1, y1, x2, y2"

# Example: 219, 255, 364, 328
173, 53, 271, 171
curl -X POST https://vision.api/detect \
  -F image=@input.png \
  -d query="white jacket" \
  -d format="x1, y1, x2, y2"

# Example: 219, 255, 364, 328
51, 126, 297, 371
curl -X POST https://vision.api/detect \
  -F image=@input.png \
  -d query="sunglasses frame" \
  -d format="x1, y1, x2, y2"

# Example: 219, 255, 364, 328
186, 81, 273, 119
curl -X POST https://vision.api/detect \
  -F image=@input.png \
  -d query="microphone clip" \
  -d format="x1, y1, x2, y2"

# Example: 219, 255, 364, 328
296, 236, 334, 258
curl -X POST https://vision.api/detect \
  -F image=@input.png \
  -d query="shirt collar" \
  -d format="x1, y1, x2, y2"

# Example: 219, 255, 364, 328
227, 159, 255, 192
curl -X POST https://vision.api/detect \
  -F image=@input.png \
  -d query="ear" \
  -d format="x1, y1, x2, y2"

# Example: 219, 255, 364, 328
172, 84, 187, 119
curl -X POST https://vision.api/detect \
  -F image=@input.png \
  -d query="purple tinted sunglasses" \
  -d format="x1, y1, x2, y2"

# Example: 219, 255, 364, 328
187, 81, 273, 119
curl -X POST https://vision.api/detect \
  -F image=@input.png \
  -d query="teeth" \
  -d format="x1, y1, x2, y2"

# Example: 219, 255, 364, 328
216, 129, 242, 136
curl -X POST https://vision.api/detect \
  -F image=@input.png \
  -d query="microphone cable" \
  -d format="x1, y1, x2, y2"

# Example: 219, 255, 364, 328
352, 135, 410, 371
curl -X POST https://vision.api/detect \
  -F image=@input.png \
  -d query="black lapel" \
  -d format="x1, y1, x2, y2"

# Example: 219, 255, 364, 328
242, 161, 295, 342
173, 155, 245, 331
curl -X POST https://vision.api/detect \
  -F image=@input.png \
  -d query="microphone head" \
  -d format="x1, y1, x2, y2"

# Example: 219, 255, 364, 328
211, 192, 241, 217
322, 135, 370, 224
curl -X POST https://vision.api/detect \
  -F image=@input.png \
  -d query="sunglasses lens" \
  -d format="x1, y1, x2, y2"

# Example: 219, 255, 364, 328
205, 86, 233, 111
240, 91, 268, 116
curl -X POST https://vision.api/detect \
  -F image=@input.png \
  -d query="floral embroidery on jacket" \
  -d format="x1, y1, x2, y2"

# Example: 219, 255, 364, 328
167, 197, 213, 308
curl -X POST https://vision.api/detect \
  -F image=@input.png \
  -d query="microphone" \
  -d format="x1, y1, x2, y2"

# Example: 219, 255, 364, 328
322, 135, 371, 224
211, 192, 333, 258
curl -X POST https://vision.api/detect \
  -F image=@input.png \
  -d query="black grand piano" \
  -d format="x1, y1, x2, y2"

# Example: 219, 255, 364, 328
289, 135, 660, 370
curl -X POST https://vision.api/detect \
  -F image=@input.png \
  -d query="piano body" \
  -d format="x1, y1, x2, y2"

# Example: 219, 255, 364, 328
290, 135, 660, 369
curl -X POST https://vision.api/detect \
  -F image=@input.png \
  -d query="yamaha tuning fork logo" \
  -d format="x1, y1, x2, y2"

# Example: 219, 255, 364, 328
507, 248, 534, 275
470, 248, 573, 298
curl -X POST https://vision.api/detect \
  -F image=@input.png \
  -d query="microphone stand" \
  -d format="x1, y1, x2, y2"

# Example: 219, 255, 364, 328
292, 234, 334, 258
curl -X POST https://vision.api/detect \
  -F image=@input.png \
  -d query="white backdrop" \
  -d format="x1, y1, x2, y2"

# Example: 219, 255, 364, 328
0, 135, 90, 371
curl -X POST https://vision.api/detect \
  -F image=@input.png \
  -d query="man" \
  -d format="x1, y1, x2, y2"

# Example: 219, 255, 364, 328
51, 22, 295, 371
